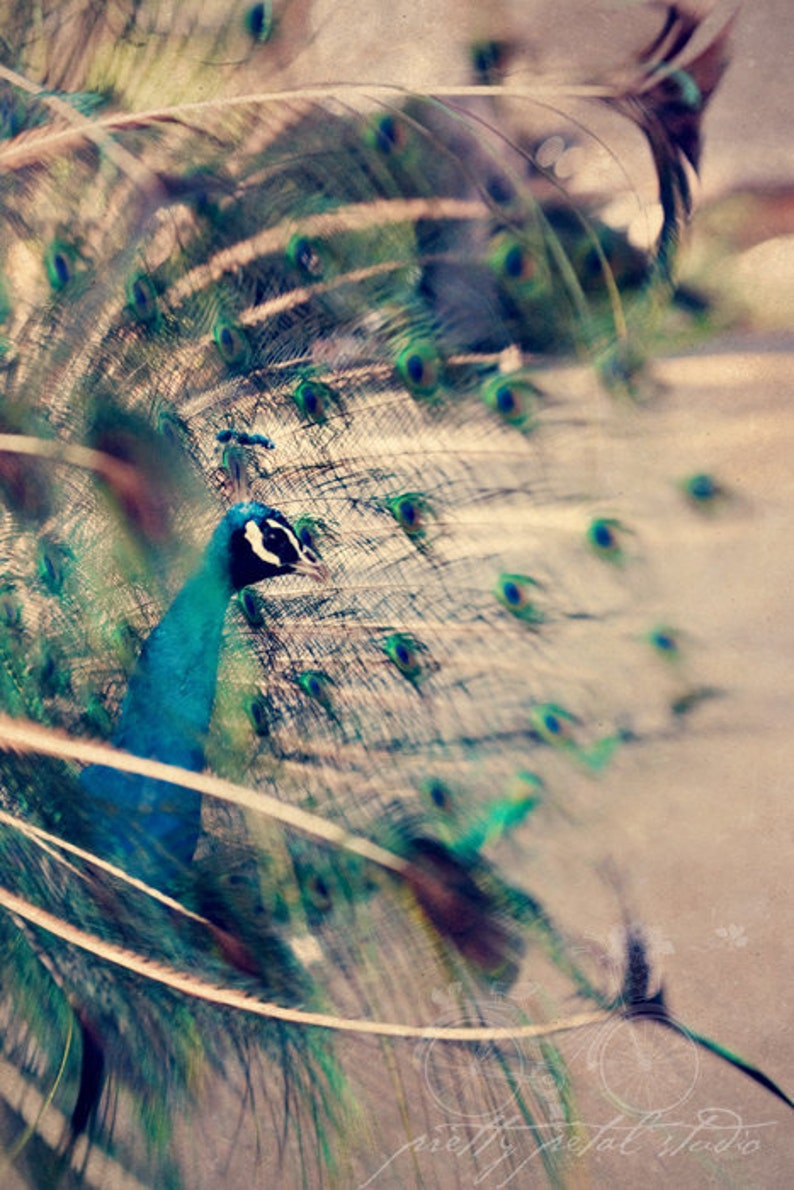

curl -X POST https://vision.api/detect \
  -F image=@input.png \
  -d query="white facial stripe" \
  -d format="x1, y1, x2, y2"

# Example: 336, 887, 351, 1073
244, 519, 281, 568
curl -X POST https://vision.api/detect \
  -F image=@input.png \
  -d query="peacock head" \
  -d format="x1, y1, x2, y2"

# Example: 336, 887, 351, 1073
223, 501, 329, 590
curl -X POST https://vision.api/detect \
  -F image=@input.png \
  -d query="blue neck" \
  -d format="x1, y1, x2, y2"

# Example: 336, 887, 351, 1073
80, 527, 235, 888
114, 550, 233, 769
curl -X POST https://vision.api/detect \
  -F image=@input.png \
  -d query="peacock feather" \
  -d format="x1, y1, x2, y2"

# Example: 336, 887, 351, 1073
0, 2, 791, 1187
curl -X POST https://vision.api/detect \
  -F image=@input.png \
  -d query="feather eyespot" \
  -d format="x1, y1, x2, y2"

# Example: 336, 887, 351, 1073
213, 319, 250, 370
396, 340, 441, 398
648, 626, 681, 658
245, 2, 273, 43
682, 472, 726, 509
383, 632, 430, 685
587, 517, 628, 562
45, 240, 78, 291
287, 234, 327, 279
304, 873, 333, 912
494, 573, 543, 623
238, 588, 265, 627
482, 371, 539, 430
294, 516, 323, 552
386, 492, 430, 539
367, 113, 409, 157
421, 778, 454, 813
293, 380, 336, 424
247, 693, 270, 737
297, 670, 334, 713
529, 703, 578, 746
470, 40, 509, 85
126, 273, 159, 327
488, 234, 543, 291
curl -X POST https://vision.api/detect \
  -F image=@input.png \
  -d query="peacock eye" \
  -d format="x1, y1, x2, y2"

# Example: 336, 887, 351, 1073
648, 626, 681, 658
156, 407, 184, 448
423, 778, 451, 811
683, 472, 723, 508
470, 39, 507, 84
687, 473, 716, 501
294, 516, 321, 551
213, 319, 250, 370
481, 371, 539, 430
51, 253, 70, 287
529, 703, 577, 745
387, 492, 429, 539
287, 234, 326, 279
238, 588, 265, 627
396, 642, 411, 666
45, 241, 76, 291
368, 112, 408, 156
494, 573, 543, 623
587, 517, 627, 562
384, 632, 427, 684
293, 379, 332, 424
397, 497, 417, 527
245, 1, 273, 42
304, 873, 333, 912
396, 340, 441, 398
504, 245, 526, 279
497, 387, 516, 415
247, 693, 270, 736
488, 234, 541, 289
297, 669, 334, 712
127, 273, 158, 326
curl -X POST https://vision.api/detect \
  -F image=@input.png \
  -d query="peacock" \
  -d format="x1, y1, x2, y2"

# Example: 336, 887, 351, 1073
0, 1, 791, 1187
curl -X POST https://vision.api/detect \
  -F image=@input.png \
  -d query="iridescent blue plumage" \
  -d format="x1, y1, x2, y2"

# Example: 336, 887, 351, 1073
79, 501, 325, 890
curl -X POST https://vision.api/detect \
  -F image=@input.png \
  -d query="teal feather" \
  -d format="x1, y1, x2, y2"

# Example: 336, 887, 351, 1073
80, 501, 325, 891
0, 3, 790, 1188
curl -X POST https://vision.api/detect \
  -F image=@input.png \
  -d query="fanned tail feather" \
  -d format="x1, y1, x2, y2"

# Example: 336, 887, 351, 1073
0, 4, 789, 1188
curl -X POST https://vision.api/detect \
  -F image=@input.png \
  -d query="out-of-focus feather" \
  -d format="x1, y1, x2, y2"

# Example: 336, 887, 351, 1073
603, 3, 734, 272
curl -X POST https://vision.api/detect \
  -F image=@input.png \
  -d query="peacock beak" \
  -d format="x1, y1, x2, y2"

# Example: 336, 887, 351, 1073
292, 551, 329, 583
